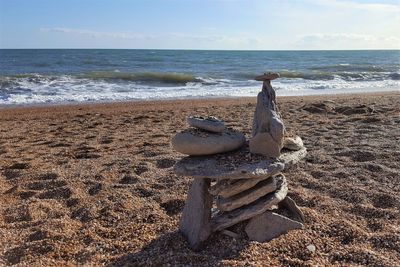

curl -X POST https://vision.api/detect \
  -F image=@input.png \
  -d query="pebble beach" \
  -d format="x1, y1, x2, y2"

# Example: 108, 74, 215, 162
0, 92, 399, 266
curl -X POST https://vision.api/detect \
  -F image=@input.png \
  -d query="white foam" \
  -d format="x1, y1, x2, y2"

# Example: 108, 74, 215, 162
0, 75, 399, 105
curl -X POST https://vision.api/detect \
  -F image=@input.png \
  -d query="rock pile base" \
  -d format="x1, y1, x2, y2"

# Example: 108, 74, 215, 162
176, 145, 306, 250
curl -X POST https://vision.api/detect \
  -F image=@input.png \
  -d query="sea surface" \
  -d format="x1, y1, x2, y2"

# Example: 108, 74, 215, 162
0, 49, 399, 105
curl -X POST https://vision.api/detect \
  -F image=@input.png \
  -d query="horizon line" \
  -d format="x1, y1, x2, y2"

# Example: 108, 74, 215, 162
1, 48, 399, 51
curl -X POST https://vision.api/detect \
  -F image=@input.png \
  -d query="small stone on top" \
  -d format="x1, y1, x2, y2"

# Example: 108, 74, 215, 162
187, 115, 225, 133
255, 72, 280, 81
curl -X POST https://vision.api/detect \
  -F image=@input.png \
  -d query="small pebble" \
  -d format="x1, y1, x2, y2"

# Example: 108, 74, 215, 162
307, 244, 316, 252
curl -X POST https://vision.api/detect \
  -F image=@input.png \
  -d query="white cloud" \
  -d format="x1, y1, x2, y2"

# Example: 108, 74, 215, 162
39, 27, 270, 49
40, 27, 155, 40
307, 0, 400, 12
301, 33, 374, 41
296, 33, 400, 49
39, 27, 399, 50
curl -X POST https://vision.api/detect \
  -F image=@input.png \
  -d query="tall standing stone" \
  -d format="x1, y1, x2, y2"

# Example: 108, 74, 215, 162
250, 73, 285, 158
179, 178, 212, 251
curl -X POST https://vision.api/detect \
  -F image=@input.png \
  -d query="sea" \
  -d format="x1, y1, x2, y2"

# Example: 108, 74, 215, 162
0, 49, 399, 105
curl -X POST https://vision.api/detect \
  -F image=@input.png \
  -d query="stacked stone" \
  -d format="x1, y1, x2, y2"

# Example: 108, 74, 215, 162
172, 116, 246, 156
172, 73, 307, 251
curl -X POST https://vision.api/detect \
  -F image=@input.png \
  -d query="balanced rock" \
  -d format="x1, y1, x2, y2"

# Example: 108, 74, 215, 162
217, 175, 277, 212
279, 196, 305, 223
173, 71, 308, 251
172, 129, 245, 156
279, 147, 307, 169
209, 178, 264, 198
187, 116, 225, 133
211, 174, 288, 232
255, 72, 280, 81
209, 179, 232, 196
245, 211, 303, 242
250, 76, 285, 158
174, 157, 284, 180
179, 178, 212, 251
250, 131, 281, 158
283, 136, 304, 151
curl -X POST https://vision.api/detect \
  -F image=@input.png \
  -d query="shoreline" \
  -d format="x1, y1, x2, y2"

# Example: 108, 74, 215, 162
0, 90, 398, 112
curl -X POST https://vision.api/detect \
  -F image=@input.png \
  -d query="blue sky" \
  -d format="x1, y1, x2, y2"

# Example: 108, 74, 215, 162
0, 0, 399, 49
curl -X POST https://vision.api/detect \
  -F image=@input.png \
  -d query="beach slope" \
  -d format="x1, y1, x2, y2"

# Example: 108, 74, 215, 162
0, 92, 399, 266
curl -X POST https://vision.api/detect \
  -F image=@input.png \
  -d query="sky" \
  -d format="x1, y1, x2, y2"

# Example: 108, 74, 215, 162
0, 0, 399, 50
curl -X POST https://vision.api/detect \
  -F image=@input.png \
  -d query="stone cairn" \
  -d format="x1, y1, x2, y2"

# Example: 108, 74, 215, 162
172, 73, 307, 250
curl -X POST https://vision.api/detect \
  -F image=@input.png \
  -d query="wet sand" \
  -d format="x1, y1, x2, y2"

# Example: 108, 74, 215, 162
0, 92, 399, 266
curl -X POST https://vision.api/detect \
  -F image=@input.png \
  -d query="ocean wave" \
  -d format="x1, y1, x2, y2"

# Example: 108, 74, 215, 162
0, 78, 18, 89
233, 71, 338, 81
280, 70, 400, 81
388, 72, 400, 80
309, 64, 387, 72
78, 71, 201, 84
279, 70, 334, 80
2, 69, 398, 90
0, 70, 399, 105
233, 69, 400, 81
0, 75, 398, 105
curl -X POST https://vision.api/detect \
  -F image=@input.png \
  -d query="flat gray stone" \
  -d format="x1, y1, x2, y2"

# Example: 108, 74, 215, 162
279, 196, 305, 223
245, 211, 303, 242
179, 178, 212, 251
174, 157, 284, 180
255, 72, 280, 81
172, 129, 245, 156
187, 116, 225, 133
217, 175, 277, 211
209, 179, 232, 196
211, 174, 288, 232
279, 147, 307, 169
283, 136, 304, 151
250, 80, 284, 158
209, 178, 264, 198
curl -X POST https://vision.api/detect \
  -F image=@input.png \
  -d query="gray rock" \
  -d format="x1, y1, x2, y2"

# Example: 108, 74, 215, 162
211, 174, 288, 232
279, 147, 307, 169
279, 196, 305, 223
221, 229, 240, 239
283, 136, 304, 151
174, 157, 284, 180
172, 129, 245, 156
217, 175, 277, 211
250, 79, 285, 158
255, 72, 280, 81
179, 178, 212, 251
187, 116, 225, 133
249, 131, 281, 158
307, 244, 316, 252
209, 178, 264, 198
209, 179, 232, 196
245, 211, 304, 242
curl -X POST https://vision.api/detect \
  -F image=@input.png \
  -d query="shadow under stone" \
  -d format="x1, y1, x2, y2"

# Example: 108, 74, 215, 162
108, 230, 250, 266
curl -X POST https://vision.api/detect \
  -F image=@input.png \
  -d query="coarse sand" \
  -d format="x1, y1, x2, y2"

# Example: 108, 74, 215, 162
0, 92, 399, 266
